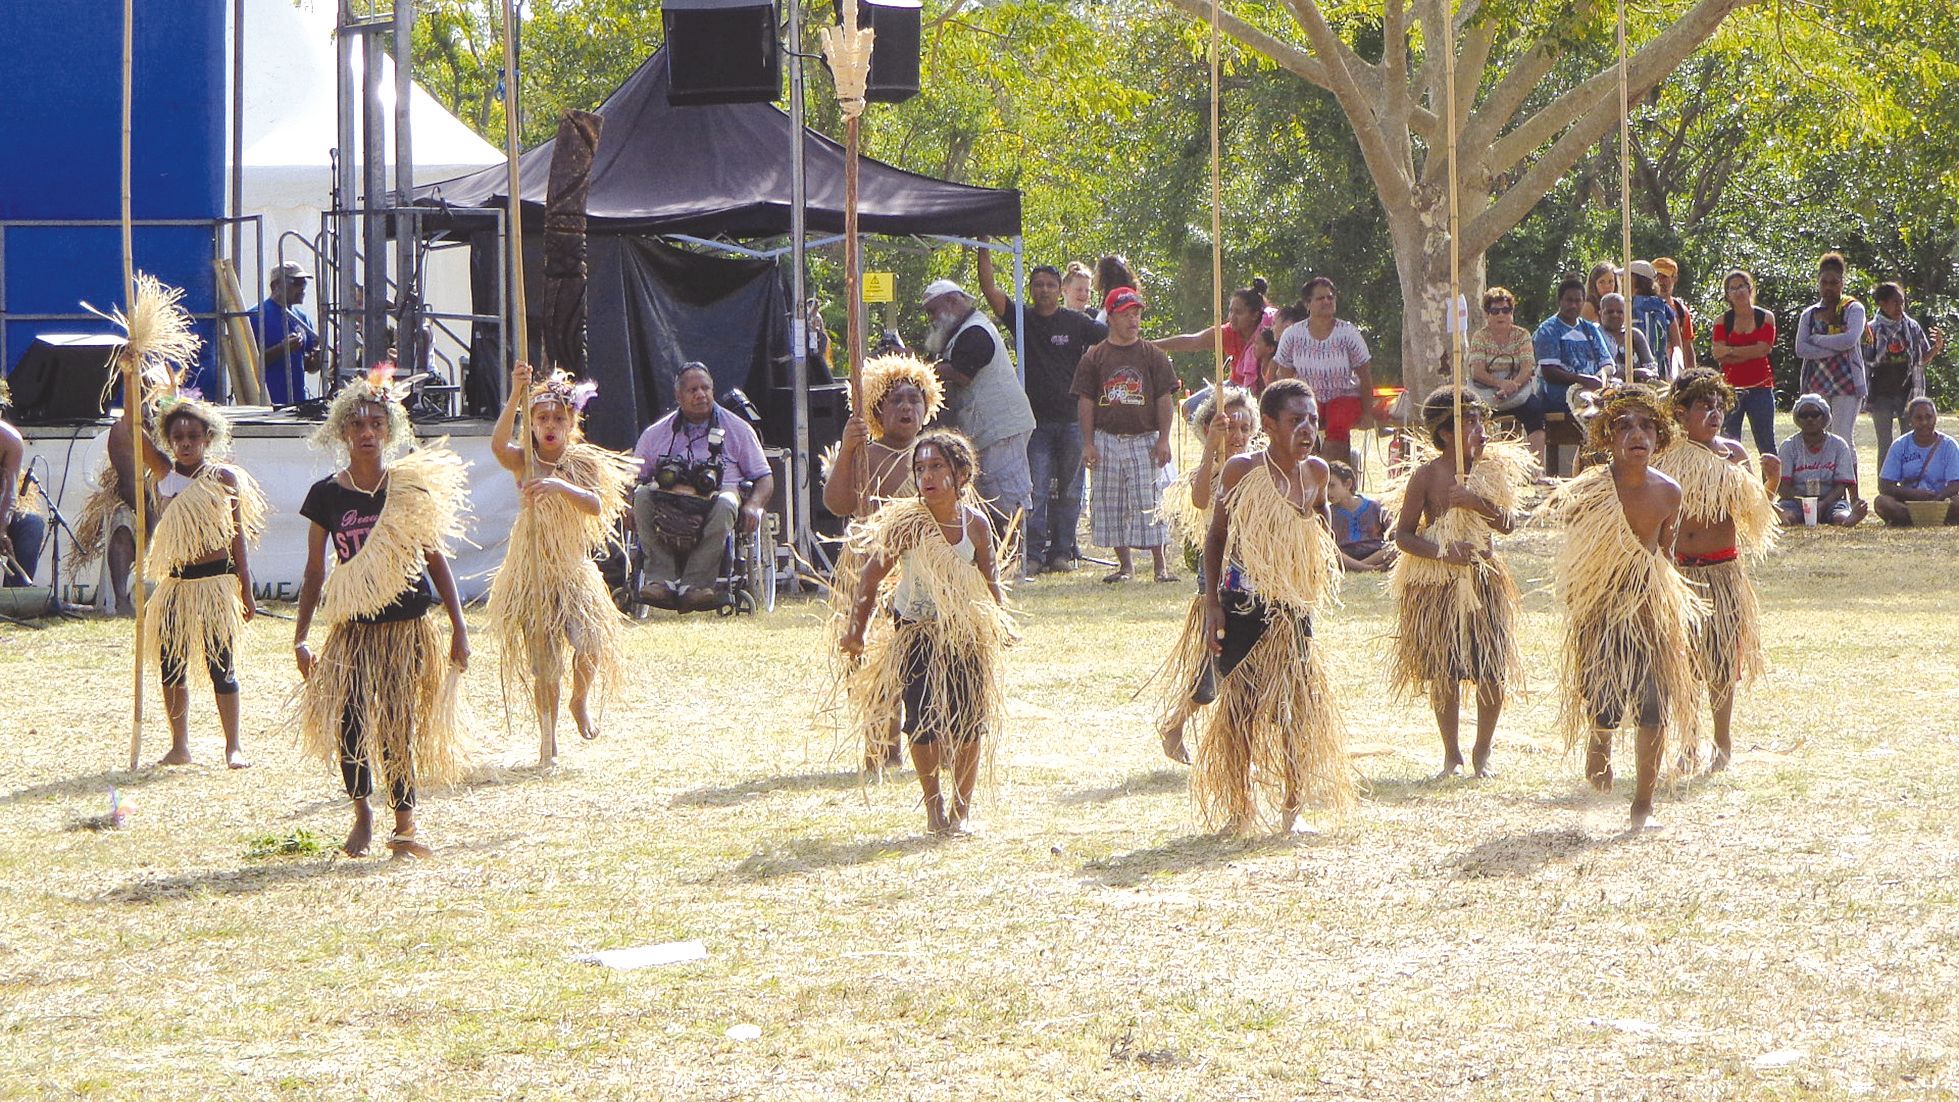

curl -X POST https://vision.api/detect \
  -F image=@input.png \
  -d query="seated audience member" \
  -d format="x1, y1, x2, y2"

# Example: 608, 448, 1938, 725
1775, 393, 1867, 527
1598, 293, 1661, 383
1, 414, 47, 587
1327, 460, 1394, 572
631, 363, 774, 612
1466, 286, 1545, 463
1873, 396, 1959, 527
1533, 277, 1614, 418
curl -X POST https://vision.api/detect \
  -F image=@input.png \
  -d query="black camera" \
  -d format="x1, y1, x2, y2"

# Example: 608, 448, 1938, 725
652, 424, 725, 496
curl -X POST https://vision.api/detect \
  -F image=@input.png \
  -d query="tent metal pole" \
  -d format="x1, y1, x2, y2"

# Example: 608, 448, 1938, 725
226, 0, 242, 401
1011, 236, 1026, 383
334, 0, 359, 395
787, 0, 813, 568
393, 0, 419, 376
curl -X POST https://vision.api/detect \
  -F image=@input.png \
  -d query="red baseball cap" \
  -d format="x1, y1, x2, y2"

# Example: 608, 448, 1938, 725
1103, 287, 1145, 314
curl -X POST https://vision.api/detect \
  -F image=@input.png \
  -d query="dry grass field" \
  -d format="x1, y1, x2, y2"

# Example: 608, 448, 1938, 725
3, 423, 1957, 1100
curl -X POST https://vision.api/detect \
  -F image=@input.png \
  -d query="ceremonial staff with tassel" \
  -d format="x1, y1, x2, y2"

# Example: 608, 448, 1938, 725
501, 0, 534, 482
120, 0, 147, 770
821, 0, 875, 486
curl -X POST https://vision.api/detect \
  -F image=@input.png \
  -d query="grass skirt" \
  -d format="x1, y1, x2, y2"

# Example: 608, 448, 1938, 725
145, 573, 244, 685
1388, 563, 1522, 696
298, 614, 467, 795
1680, 558, 1765, 690
1189, 602, 1354, 833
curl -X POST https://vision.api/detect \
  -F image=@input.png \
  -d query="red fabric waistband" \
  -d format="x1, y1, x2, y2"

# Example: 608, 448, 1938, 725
1677, 547, 1739, 567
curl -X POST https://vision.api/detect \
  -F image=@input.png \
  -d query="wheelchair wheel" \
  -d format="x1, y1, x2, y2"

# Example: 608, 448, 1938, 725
748, 529, 777, 614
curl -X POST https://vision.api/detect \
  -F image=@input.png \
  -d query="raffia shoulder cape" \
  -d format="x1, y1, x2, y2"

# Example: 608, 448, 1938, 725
1219, 461, 1342, 614
141, 464, 268, 680
1547, 465, 1705, 762
316, 442, 470, 626
1651, 439, 1777, 560
1384, 440, 1535, 696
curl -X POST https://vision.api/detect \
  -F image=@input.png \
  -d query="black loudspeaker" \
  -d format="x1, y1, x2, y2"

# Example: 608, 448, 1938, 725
5, 334, 122, 424
838, 0, 921, 103
664, 0, 782, 106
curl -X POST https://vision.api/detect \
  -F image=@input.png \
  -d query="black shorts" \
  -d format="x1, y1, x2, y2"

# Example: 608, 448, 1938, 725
896, 617, 980, 746
1215, 589, 1309, 681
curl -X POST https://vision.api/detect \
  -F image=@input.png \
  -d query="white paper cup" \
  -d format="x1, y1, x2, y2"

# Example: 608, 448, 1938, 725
1801, 497, 1819, 527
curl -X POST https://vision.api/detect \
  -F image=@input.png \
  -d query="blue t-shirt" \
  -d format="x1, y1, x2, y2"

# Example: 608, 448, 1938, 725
1631, 294, 1676, 365
249, 297, 319, 405
1332, 496, 1381, 546
1880, 432, 1959, 493
1532, 315, 1610, 399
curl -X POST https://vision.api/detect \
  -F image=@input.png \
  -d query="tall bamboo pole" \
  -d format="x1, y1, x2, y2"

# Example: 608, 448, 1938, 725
822, 0, 875, 508
1442, 1, 1465, 479
1618, 0, 1634, 376
122, 0, 148, 770
1208, 0, 1225, 407
501, 0, 533, 480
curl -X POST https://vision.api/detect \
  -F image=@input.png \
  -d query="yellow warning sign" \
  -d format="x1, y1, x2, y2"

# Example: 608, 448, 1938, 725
862, 272, 895, 303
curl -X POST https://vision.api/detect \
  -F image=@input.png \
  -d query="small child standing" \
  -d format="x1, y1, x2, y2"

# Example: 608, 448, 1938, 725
839, 430, 1014, 836
1326, 461, 1394, 572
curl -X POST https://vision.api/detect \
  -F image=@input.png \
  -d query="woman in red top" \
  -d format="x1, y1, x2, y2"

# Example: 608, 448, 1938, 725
1710, 269, 1778, 457
1154, 279, 1277, 392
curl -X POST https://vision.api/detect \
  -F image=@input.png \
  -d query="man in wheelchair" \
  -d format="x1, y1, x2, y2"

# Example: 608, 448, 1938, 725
630, 363, 774, 612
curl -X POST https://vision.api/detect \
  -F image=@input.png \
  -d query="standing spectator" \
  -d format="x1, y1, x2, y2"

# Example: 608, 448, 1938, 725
1091, 256, 1139, 322
1466, 286, 1545, 464
1060, 262, 1095, 313
1873, 396, 1959, 527
975, 247, 1107, 577
1273, 276, 1375, 465
922, 280, 1037, 524
1075, 288, 1179, 584
1599, 293, 1661, 382
1581, 262, 1618, 324
1864, 282, 1947, 464
1534, 277, 1614, 419
1252, 328, 1282, 391
1626, 261, 1683, 380
1795, 252, 1868, 447
1710, 269, 1778, 457
1155, 279, 1276, 393
250, 261, 322, 405
1774, 393, 1867, 527
1650, 257, 1698, 373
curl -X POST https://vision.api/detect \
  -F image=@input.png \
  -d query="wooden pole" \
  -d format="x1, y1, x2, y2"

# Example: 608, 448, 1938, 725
1208, 0, 1225, 405
1618, 0, 1634, 378
844, 115, 864, 428
501, 0, 533, 480
1443, 0, 1466, 479
122, 0, 147, 771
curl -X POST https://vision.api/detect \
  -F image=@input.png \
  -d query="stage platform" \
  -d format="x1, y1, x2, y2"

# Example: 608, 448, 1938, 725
18, 410, 519, 607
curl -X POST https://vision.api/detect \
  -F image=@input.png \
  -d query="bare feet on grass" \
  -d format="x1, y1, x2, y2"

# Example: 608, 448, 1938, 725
152, 747, 192, 767
1159, 718, 1191, 765
1434, 754, 1464, 781
924, 793, 950, 836
1627, 803, 1663, 833
226, 749, 251, 769
344, 802, 373, 857
571, 696, 597, 742
388, 835, 433, 859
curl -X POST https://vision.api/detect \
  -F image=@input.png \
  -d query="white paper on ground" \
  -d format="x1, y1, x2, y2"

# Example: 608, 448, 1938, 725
571, 940, 708, 970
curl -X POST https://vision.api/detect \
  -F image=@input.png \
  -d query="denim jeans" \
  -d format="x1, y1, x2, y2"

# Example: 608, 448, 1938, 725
1868, 392, 1910, 468
1723, 385, 1778, 456
1025, 419, 1084, 564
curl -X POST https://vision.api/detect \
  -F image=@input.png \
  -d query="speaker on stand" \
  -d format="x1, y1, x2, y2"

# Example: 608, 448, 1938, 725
837, 0, 921, 103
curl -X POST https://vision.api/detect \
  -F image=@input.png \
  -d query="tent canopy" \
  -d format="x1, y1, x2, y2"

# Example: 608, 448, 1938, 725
412, 48, 1020, 240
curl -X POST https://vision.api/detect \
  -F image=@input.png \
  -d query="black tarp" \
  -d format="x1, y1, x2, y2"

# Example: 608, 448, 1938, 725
413, 48, 1020, 239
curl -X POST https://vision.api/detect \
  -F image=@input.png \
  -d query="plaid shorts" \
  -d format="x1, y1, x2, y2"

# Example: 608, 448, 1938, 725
1090, 430, 1167, 549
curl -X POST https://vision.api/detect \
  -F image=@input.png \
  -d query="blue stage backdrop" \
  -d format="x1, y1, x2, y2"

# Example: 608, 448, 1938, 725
0, 1, 225, 395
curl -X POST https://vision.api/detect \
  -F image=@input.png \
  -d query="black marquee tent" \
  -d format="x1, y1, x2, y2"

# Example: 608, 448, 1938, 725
414, 48, 1022, 455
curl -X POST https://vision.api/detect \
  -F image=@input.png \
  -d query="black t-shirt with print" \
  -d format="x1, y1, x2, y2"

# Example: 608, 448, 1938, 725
299, 475, 435, 623
1001, 305, 1108, 422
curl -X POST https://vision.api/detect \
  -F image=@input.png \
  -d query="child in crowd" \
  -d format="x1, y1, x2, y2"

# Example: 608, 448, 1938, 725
1325, 460, 1394, 572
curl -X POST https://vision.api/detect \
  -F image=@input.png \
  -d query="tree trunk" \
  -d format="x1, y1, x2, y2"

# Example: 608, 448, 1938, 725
1391, 184, 1487, 411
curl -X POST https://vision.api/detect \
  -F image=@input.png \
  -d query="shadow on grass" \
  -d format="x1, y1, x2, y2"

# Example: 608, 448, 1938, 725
1057, 768, 1186, 805
732, 833, 937, 880
91, 833, 518, 904
671, 769, 863, 809
1445, 827, 1602, 879
3, 765, 181, 807
1082, 831, 1319, 888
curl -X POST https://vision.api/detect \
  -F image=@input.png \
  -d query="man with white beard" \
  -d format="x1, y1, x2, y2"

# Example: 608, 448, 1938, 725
921, 279, 1036, 529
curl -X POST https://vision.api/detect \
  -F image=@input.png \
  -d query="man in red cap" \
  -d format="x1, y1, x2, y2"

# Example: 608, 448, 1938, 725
1072, 287, 1180, 583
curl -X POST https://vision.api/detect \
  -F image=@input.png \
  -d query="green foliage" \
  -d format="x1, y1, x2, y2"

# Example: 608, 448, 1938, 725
245, 829, 323, 860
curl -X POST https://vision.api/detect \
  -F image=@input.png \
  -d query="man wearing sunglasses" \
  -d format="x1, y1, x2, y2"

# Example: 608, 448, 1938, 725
1774, 393, 1867, 527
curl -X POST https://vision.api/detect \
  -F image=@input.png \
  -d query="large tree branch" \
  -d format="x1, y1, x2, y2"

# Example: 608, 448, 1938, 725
1460, 0, 1601, 154
1483, 0, 1762, 174
1161, 0, 1332, 92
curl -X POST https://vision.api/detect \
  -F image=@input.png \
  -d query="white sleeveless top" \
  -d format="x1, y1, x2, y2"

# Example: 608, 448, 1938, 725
157, 466, 199, 506
892, 505, 977, 621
